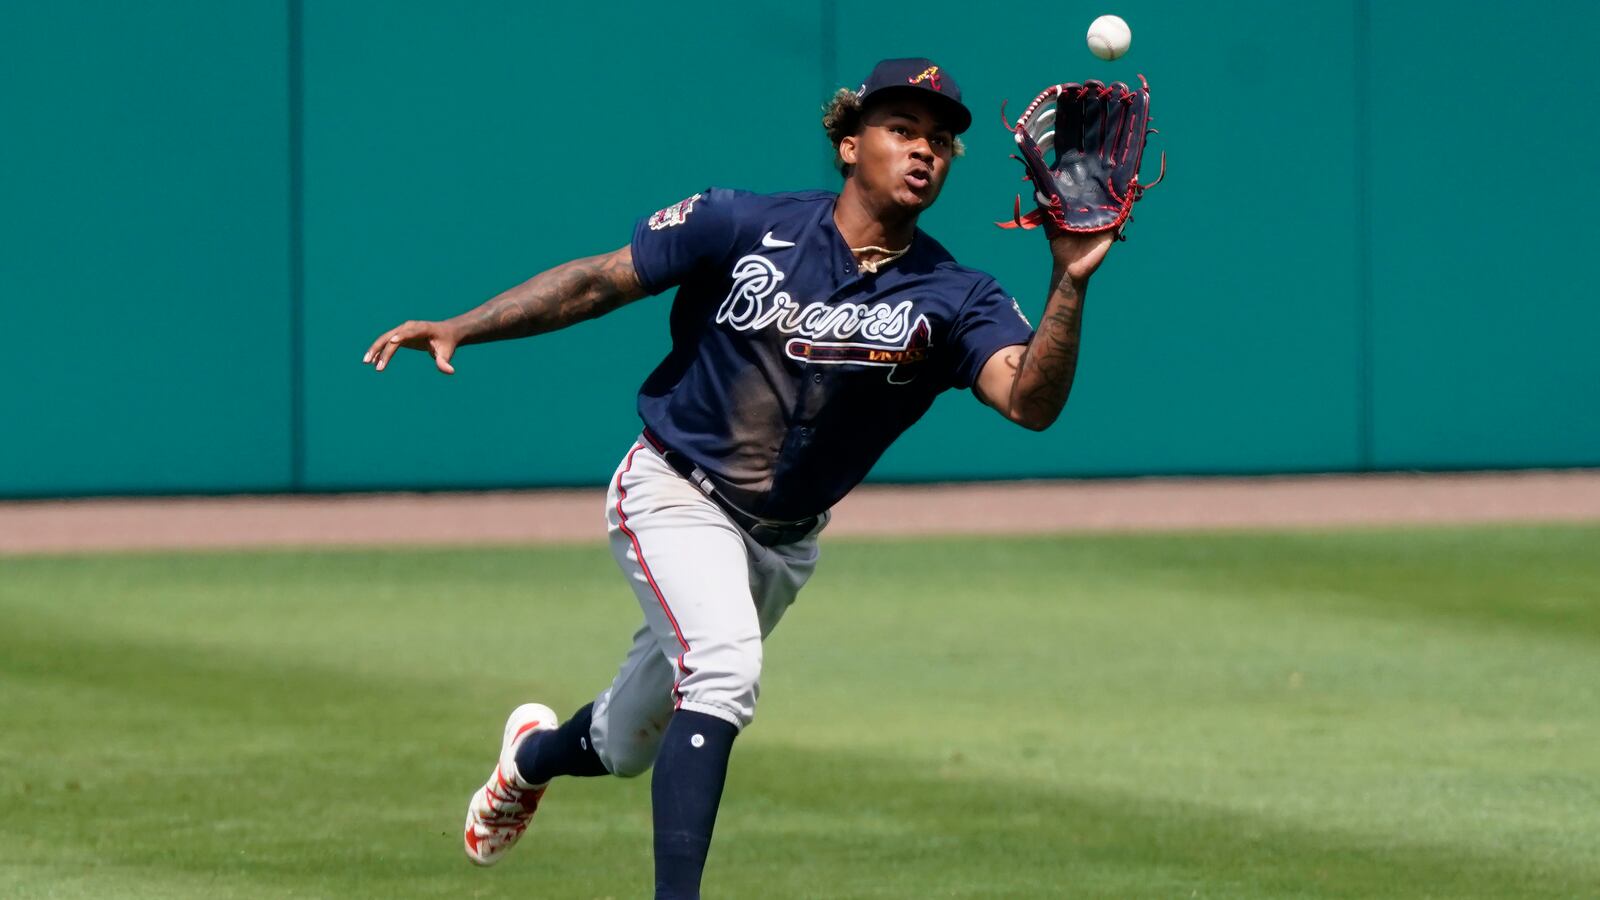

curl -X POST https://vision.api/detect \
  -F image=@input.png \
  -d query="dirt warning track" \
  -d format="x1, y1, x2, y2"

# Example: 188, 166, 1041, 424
3, 470, 1598, 556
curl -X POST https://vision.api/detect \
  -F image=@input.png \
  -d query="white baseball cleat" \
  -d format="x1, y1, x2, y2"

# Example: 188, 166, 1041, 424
463, 702, 559, 866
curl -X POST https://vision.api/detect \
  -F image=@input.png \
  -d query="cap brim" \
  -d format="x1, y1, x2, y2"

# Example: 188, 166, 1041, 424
863, 85, 973, 135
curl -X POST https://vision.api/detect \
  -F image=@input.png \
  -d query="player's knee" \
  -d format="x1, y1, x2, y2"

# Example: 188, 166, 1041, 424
679, 639, 763, 728
723, 640, 763, 695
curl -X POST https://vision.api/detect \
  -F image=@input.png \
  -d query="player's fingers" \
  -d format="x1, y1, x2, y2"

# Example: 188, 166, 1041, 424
370, 321, 434, 371
362, 331, 395, 366
375, 334, 406, 371
363, 322, 415, 366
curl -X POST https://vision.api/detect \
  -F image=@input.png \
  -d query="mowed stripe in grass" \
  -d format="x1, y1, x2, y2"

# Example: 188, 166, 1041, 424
1, 524, 1597, 898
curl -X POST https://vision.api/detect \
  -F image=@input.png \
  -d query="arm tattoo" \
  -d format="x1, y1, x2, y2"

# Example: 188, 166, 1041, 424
455, 247, 646, 345
1009, 271, 1085, 429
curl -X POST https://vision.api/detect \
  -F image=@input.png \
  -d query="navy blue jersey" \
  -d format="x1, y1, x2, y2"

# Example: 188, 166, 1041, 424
630, 187, 1034, 521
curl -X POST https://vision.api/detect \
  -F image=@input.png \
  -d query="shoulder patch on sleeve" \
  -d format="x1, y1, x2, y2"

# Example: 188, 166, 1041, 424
648, 193, 703, 230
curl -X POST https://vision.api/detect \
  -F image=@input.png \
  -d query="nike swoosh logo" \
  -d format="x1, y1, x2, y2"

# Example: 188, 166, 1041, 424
761, 232, 796, 249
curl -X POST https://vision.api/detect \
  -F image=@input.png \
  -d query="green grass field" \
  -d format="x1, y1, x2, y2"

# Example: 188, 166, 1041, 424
3, 524, 1599, 899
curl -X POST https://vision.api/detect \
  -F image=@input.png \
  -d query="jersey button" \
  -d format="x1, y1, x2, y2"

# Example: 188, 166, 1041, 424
812, 373, 823, 383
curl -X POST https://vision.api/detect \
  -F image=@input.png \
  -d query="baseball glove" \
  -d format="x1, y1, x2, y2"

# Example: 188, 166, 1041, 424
999, 75, 1162, 236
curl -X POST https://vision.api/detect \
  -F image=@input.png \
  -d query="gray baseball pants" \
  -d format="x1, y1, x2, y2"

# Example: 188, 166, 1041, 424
587, 437, 827, 777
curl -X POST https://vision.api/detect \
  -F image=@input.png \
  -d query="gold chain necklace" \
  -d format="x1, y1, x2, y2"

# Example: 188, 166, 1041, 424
849, 243, 911, 274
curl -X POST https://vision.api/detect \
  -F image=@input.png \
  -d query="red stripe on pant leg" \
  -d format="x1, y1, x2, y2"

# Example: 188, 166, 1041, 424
614, 441, 693, 703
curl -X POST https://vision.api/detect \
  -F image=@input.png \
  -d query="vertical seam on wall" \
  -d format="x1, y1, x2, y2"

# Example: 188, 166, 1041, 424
288, 0, 305, 489
1355, 0, 1374, 470
819, 0, 837, 183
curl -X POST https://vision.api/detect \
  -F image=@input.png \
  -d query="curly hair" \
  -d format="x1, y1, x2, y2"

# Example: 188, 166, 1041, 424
822, 88, 965, 177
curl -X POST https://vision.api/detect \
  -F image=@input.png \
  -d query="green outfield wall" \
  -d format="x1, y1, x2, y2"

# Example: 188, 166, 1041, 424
4, 0, 1596, 497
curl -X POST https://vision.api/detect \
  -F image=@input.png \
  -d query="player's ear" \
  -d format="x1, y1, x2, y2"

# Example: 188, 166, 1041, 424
839, 135, 858, 166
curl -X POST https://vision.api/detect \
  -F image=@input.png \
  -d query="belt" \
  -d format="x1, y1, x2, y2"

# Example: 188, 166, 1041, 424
640, 429, 820, 547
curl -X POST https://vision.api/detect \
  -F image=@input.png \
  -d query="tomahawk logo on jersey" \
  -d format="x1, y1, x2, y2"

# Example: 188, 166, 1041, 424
629, 187, 1034, 520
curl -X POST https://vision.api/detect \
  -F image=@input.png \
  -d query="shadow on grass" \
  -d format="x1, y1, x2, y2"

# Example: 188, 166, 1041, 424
715, 741, 1599, 899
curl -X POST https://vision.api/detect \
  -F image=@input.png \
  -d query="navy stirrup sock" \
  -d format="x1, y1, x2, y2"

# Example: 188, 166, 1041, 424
513, 702, 610, 784
652, 710, 739, 900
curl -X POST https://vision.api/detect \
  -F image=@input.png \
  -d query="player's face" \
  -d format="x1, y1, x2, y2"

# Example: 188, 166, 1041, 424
845, 96, 956, 213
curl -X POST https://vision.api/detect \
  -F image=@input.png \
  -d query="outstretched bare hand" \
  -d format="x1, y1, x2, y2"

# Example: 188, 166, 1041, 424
362, 320, 461, 374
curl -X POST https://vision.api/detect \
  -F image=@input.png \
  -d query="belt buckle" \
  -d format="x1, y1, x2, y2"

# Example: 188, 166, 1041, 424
748, 522, 783, 547
748, 516, 818, 548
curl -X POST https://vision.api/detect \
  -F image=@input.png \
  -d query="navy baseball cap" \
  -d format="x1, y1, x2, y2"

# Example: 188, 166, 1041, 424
855, 57, 972, 135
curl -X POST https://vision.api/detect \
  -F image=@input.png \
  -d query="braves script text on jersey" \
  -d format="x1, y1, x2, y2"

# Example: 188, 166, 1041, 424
631, 187, 1034, 522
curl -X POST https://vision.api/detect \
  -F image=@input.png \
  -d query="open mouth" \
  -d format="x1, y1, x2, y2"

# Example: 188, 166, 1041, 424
905, 167, 933, 191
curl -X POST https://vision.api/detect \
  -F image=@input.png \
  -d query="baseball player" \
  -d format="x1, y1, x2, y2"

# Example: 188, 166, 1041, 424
364, 58, 1127, 899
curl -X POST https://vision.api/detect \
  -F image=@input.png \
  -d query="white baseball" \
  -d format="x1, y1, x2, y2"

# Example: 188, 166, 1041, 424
1087, 14, 1132, 61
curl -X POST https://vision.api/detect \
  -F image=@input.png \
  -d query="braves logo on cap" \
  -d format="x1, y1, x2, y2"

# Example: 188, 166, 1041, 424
907, 65, 943, 92
856, 57, 972, 134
